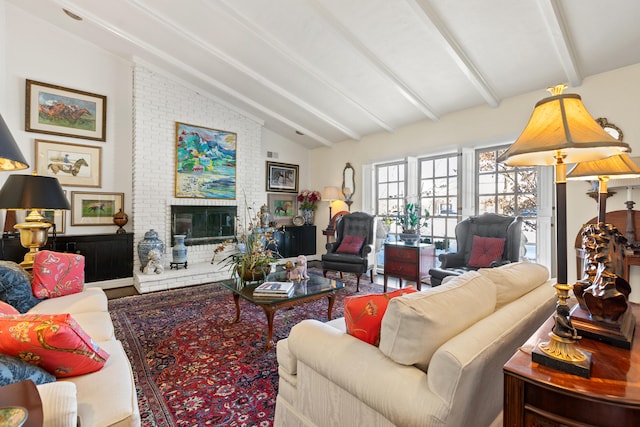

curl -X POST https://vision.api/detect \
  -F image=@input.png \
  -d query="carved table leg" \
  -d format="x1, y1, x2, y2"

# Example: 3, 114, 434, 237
232, 293, 241, 323
327, 293, 336, 320
260, 305, 277, 349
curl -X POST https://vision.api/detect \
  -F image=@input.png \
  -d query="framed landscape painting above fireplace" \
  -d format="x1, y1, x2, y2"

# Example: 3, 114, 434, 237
175, 122, 237, 199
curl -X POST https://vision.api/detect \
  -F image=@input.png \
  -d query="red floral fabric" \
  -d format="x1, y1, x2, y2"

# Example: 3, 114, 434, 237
344, 287, 418, 345
467, 236, 506, 268
0, 300, 19, 315
0, 313, 109, 378
31, 251, 85, 299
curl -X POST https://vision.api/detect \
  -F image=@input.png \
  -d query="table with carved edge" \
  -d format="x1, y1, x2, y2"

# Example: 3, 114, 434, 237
0, 379, 44, 427
218, 273, 345, 349
503, 303, 640, 427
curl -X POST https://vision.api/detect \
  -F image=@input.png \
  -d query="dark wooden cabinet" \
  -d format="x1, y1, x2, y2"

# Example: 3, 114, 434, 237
503, 303, 640, 427
273, 226, 316, 258
1, 233, 133, 283
383, 242, 436, 291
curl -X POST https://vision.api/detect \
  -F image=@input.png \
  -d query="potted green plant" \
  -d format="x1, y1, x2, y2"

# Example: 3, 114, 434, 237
391, 202, 430, 244
213, 200, 281, 281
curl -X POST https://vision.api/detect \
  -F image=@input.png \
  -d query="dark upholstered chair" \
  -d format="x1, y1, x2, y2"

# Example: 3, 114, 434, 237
428, 213, 524, 286
322, 212, 376, 291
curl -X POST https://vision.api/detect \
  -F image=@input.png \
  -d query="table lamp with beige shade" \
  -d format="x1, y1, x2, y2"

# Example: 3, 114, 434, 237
497, 84, 629, 377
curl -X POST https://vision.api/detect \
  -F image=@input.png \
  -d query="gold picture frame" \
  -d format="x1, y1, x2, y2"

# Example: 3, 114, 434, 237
35, 139, 102, 187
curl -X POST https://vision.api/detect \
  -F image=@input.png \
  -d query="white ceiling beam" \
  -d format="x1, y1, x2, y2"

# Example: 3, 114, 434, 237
213, 0, 395, 134
52, 0, 334, 147
129, 0, 359, 141
407, 0, 500, 108
537, 0, 582, 87
305, 0, 439, 121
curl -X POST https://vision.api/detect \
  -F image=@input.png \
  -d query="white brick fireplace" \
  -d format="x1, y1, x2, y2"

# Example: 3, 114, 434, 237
132, 64, 266, 293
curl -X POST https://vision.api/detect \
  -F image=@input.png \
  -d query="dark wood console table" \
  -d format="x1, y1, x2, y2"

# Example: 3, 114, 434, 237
1, 233, 133, 282
503, 303, 640, 427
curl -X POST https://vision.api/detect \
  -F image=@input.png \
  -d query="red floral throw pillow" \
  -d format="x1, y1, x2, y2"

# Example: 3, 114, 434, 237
32, 251, 85, 299
0, 313, 109, 378
0, 300, 19, 315
467, 236, 506, 268
336, 235, 366, 254
344, 287, 418, 346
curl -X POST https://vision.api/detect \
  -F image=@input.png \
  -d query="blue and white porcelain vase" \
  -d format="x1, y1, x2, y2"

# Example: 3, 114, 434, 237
172, 235, 188, 263
302, 209, 315, 226
138, 229, 165, 271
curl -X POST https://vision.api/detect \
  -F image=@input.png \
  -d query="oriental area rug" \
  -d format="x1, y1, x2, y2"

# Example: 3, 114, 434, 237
109, 268, 384, 427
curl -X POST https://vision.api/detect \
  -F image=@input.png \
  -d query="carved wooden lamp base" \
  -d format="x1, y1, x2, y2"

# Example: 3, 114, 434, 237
570, 305, 636, 349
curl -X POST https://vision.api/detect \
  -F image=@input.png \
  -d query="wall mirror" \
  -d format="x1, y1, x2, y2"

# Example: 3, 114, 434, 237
342, 162, 355, 209
596, 117, 623, 141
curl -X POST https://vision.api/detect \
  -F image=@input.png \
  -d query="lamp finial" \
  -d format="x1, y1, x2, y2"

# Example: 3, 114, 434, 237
547, 84, 568, 96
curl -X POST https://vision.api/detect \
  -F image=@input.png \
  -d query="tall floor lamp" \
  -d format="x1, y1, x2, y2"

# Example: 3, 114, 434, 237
497, 85, 629, 377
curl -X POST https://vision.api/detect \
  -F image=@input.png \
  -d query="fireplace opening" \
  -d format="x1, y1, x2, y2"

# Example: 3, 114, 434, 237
171, 205, 237, 246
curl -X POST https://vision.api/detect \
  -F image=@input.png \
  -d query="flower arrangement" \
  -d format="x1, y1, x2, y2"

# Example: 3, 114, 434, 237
212, 199, 281, 280
297, 189, 322, 210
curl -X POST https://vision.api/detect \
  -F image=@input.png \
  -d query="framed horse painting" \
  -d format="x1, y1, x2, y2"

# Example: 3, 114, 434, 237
35, 139, 102, 187
25, 79, 107, 141
70, 191, 123, 226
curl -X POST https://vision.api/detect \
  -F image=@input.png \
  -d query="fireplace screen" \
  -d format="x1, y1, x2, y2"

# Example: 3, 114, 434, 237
171, 205, 237, 246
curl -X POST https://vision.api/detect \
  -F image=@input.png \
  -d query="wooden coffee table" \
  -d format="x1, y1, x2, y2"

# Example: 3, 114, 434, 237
218, 271, 345, 349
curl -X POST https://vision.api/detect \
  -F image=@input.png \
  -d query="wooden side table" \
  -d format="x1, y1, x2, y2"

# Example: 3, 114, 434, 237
383, 242, 435, 292
503, 303, 640, 427
0, 380, 44, 427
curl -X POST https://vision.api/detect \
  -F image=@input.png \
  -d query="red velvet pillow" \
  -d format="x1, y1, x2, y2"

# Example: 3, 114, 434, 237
336, 235, 366, 254
32, 251, 85, 299
0, 313, 109, 378
468, 236, 506, 268
344, 287, 418, 346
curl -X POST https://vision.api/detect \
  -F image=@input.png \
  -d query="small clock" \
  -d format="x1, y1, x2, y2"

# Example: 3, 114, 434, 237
292, 215, 305, 226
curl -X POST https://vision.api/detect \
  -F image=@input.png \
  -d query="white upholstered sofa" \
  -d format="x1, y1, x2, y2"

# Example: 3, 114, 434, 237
19, 287, 140, 427
274, 262, 556, 427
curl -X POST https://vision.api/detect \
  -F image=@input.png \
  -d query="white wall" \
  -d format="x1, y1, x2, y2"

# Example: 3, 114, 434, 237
309, 63, 640, 286
1, 3, 133, 236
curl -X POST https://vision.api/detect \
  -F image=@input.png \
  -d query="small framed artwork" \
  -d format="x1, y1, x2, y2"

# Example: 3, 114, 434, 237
175, 122, 237, 199
25, 79, 107, 141
71, 191, 123, 226
268, 193, 296, 225
35, 139, 101, 187
266, 161, 299, 193
16, 209, 66, 234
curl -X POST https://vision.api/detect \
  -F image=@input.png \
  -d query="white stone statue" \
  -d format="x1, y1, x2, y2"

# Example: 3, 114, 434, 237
143, 249, 164, 275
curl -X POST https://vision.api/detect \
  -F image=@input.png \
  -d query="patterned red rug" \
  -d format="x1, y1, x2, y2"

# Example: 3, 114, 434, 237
109, 268, 383, 426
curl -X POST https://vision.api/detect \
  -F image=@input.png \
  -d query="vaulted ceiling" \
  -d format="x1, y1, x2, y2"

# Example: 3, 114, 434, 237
9, 0, 640, 149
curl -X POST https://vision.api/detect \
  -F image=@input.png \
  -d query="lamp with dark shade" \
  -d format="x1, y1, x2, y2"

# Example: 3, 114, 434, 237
497, 84, 629, 378
0, 113, 29, 171
0, 174, 70, 268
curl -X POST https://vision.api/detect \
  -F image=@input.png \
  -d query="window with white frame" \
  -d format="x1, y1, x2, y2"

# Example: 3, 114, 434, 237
418, 154, 460, 253
476, 146, 537, 261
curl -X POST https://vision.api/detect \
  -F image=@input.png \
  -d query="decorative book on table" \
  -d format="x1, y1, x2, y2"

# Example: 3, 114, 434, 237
253, 281, 295, 297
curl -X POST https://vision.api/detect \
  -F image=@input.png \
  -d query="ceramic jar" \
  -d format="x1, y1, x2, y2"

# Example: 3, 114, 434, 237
302, 209, 314, 226
138, 229, 165, 271
172, 235, 188, 263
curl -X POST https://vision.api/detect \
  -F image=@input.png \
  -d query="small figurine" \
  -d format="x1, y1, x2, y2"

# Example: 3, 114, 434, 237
292, 255, 309, 280
143, 249, 164, 275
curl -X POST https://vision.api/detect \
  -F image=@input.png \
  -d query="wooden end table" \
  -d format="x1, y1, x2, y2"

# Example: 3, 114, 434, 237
0, 380, 44, 427
383, 242, 436, 292
503, 303, 640, 427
